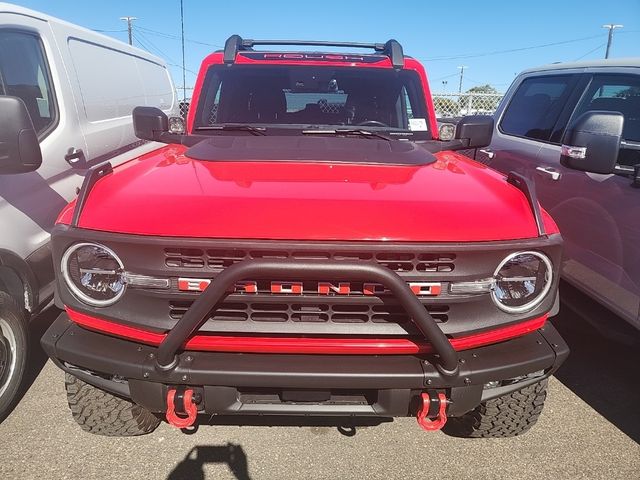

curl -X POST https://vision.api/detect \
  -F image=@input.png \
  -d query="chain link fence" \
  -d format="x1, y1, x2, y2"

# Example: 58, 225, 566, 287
432, 93, 504, 119
177, 93, 504, 122
179, 99, 191, 119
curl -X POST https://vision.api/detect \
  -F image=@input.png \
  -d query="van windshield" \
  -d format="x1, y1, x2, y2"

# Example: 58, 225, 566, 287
193, 65, 431, 139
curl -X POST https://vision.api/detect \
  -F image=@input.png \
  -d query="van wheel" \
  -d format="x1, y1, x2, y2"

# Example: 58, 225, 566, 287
0, 291, 29, 422
65, 373, 160, 436
443, 379, 548, 438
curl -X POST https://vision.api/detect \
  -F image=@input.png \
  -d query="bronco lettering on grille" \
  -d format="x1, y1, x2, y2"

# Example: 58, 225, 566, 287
177, 278, 442, 296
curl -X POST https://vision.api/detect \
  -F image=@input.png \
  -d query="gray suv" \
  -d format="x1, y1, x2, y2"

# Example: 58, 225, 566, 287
477, 59, 640, 330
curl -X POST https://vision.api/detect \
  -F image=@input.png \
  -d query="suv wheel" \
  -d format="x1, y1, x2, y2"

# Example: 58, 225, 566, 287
443, 378, 548, 438
65, 373, 160, 436
0, 291, 28, 422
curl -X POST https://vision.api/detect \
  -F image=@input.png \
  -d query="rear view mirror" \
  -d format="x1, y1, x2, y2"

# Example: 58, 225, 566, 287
0, 96, 42, 174
561, 111, 623, 174
455, 115, 494, 148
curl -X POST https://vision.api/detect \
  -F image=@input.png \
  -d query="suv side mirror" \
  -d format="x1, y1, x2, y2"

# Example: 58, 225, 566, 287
133, 106, 169, 141
0, 96, 42, 174
133, 106, 186, 144
455, 115, 494, 148
561, 111, 623, 174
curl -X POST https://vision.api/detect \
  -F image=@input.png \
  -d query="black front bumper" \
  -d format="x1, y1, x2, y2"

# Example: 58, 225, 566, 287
42, 312, 568, 418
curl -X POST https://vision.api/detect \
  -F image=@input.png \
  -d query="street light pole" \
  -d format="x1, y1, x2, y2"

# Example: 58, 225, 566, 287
457, 66, 467, 94
602, 24, 623, 59
120, 16, 137, 46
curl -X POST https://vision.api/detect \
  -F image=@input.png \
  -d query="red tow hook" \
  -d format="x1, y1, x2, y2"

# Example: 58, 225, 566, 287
166, 388, 198, 429
416, 392, 448, 431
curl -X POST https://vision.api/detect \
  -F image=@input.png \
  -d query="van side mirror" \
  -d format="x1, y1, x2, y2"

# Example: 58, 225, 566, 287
0, 96, 42, 174
561, 111, 623, 174
455, 115, 494, 148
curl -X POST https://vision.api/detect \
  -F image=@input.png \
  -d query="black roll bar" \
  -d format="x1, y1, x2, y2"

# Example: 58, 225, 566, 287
155, 259, 459, 376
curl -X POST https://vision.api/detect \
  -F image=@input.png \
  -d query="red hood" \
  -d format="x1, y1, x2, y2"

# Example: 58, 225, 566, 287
60, 145, 557, 242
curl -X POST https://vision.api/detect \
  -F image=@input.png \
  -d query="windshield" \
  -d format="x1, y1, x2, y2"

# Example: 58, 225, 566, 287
193, 64, 431, 139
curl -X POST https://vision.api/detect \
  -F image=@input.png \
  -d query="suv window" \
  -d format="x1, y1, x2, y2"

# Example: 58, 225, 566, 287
194, 65, 429, 138
500, 75, 575, 142
571, 74, 640, 167
0, 30, 57, 137
573, 74, 640, 142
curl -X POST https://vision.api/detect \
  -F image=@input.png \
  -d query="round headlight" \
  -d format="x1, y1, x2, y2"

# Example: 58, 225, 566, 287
61, 243, 125, 306
492, 251, 553, 313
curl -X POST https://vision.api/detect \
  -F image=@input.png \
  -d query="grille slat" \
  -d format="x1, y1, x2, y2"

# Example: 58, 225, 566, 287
164, 247, 456, 274
168, 299, 449, 325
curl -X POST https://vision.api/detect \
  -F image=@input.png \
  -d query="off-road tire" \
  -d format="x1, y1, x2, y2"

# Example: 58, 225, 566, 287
443, 378, 548, 438
0, 291, 28, 422
65, 373, 160, 436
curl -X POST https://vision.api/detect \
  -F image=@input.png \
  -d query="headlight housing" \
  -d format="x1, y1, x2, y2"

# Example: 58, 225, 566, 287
61, 243, 125, 306
492, 251, 553, 313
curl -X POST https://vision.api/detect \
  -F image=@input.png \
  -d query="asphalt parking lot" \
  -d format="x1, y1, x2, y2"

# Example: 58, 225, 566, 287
1, 283, 639, 480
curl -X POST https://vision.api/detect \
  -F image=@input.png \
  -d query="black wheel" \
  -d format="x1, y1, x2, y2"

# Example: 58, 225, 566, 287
443, 379, 548, 438
0, 291, 28, 422
65, 373, 160, 436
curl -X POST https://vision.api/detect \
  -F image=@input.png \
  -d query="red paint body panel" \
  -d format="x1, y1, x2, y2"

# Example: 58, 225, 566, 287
67, 145, 557, 241
66, 306, 547, 355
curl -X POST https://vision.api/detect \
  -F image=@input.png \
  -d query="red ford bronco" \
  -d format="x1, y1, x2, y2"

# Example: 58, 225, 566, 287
42, 35, 568, 437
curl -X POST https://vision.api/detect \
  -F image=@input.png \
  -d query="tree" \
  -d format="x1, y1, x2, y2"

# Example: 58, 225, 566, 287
461, 84, 501, 113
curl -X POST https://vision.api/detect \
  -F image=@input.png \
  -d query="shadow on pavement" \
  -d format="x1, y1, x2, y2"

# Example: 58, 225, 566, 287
552, 282, 640, 444
167, 444, 251, 480
1, 306, 59, 422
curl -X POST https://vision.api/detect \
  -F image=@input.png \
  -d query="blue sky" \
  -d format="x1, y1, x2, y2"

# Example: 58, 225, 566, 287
10, 0, 640, 97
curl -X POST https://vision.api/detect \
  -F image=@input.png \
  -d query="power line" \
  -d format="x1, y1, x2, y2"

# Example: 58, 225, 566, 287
136, 25, 223, 48
92, 28, 127, 33
136, 30, 179, 64
425, 33, 606, 61
431, 72, 459, 82
574, 43, 607, 61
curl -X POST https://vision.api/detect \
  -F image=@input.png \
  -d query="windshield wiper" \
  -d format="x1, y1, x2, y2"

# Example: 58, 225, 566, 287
302, 128, 392, 141
195, 124, 267, 136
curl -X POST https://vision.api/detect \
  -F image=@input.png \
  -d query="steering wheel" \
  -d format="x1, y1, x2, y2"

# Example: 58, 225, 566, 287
356, 120, 389, 127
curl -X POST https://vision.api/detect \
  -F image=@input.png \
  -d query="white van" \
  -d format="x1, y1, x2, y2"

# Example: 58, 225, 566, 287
0, 2, 176, 419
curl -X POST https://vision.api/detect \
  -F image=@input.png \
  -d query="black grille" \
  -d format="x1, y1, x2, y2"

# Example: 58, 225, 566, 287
164, 247, 455, 273
169, 299, 449, 324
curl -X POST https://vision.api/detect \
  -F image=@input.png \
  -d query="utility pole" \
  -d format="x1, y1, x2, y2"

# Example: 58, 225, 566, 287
457, 66, 467, 94
442, 80, 448, 93
602, 24, 623, 59
120, 16, 137, 45
180, 0, 186, 103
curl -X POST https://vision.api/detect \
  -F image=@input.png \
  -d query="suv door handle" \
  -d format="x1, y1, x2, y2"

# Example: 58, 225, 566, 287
478, 148, 495, 159
536, 166, 561, 181
65, 147, 85, 166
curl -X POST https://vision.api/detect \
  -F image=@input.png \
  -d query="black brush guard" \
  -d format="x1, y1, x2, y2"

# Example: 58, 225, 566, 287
154, 259, 460, 377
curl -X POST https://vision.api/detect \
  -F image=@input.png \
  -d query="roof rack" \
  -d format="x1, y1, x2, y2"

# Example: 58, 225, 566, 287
223, 34, 404, 69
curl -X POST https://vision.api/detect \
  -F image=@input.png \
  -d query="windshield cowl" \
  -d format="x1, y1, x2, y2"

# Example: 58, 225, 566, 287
185, 135, 436, 166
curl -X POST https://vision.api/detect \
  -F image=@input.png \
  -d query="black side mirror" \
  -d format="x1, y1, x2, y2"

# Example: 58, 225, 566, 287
0, 96, 42, 174
133, 106, 169, 141
561, 111, 623, 174
133, 106, 186, 144
455, 115, 494, 148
